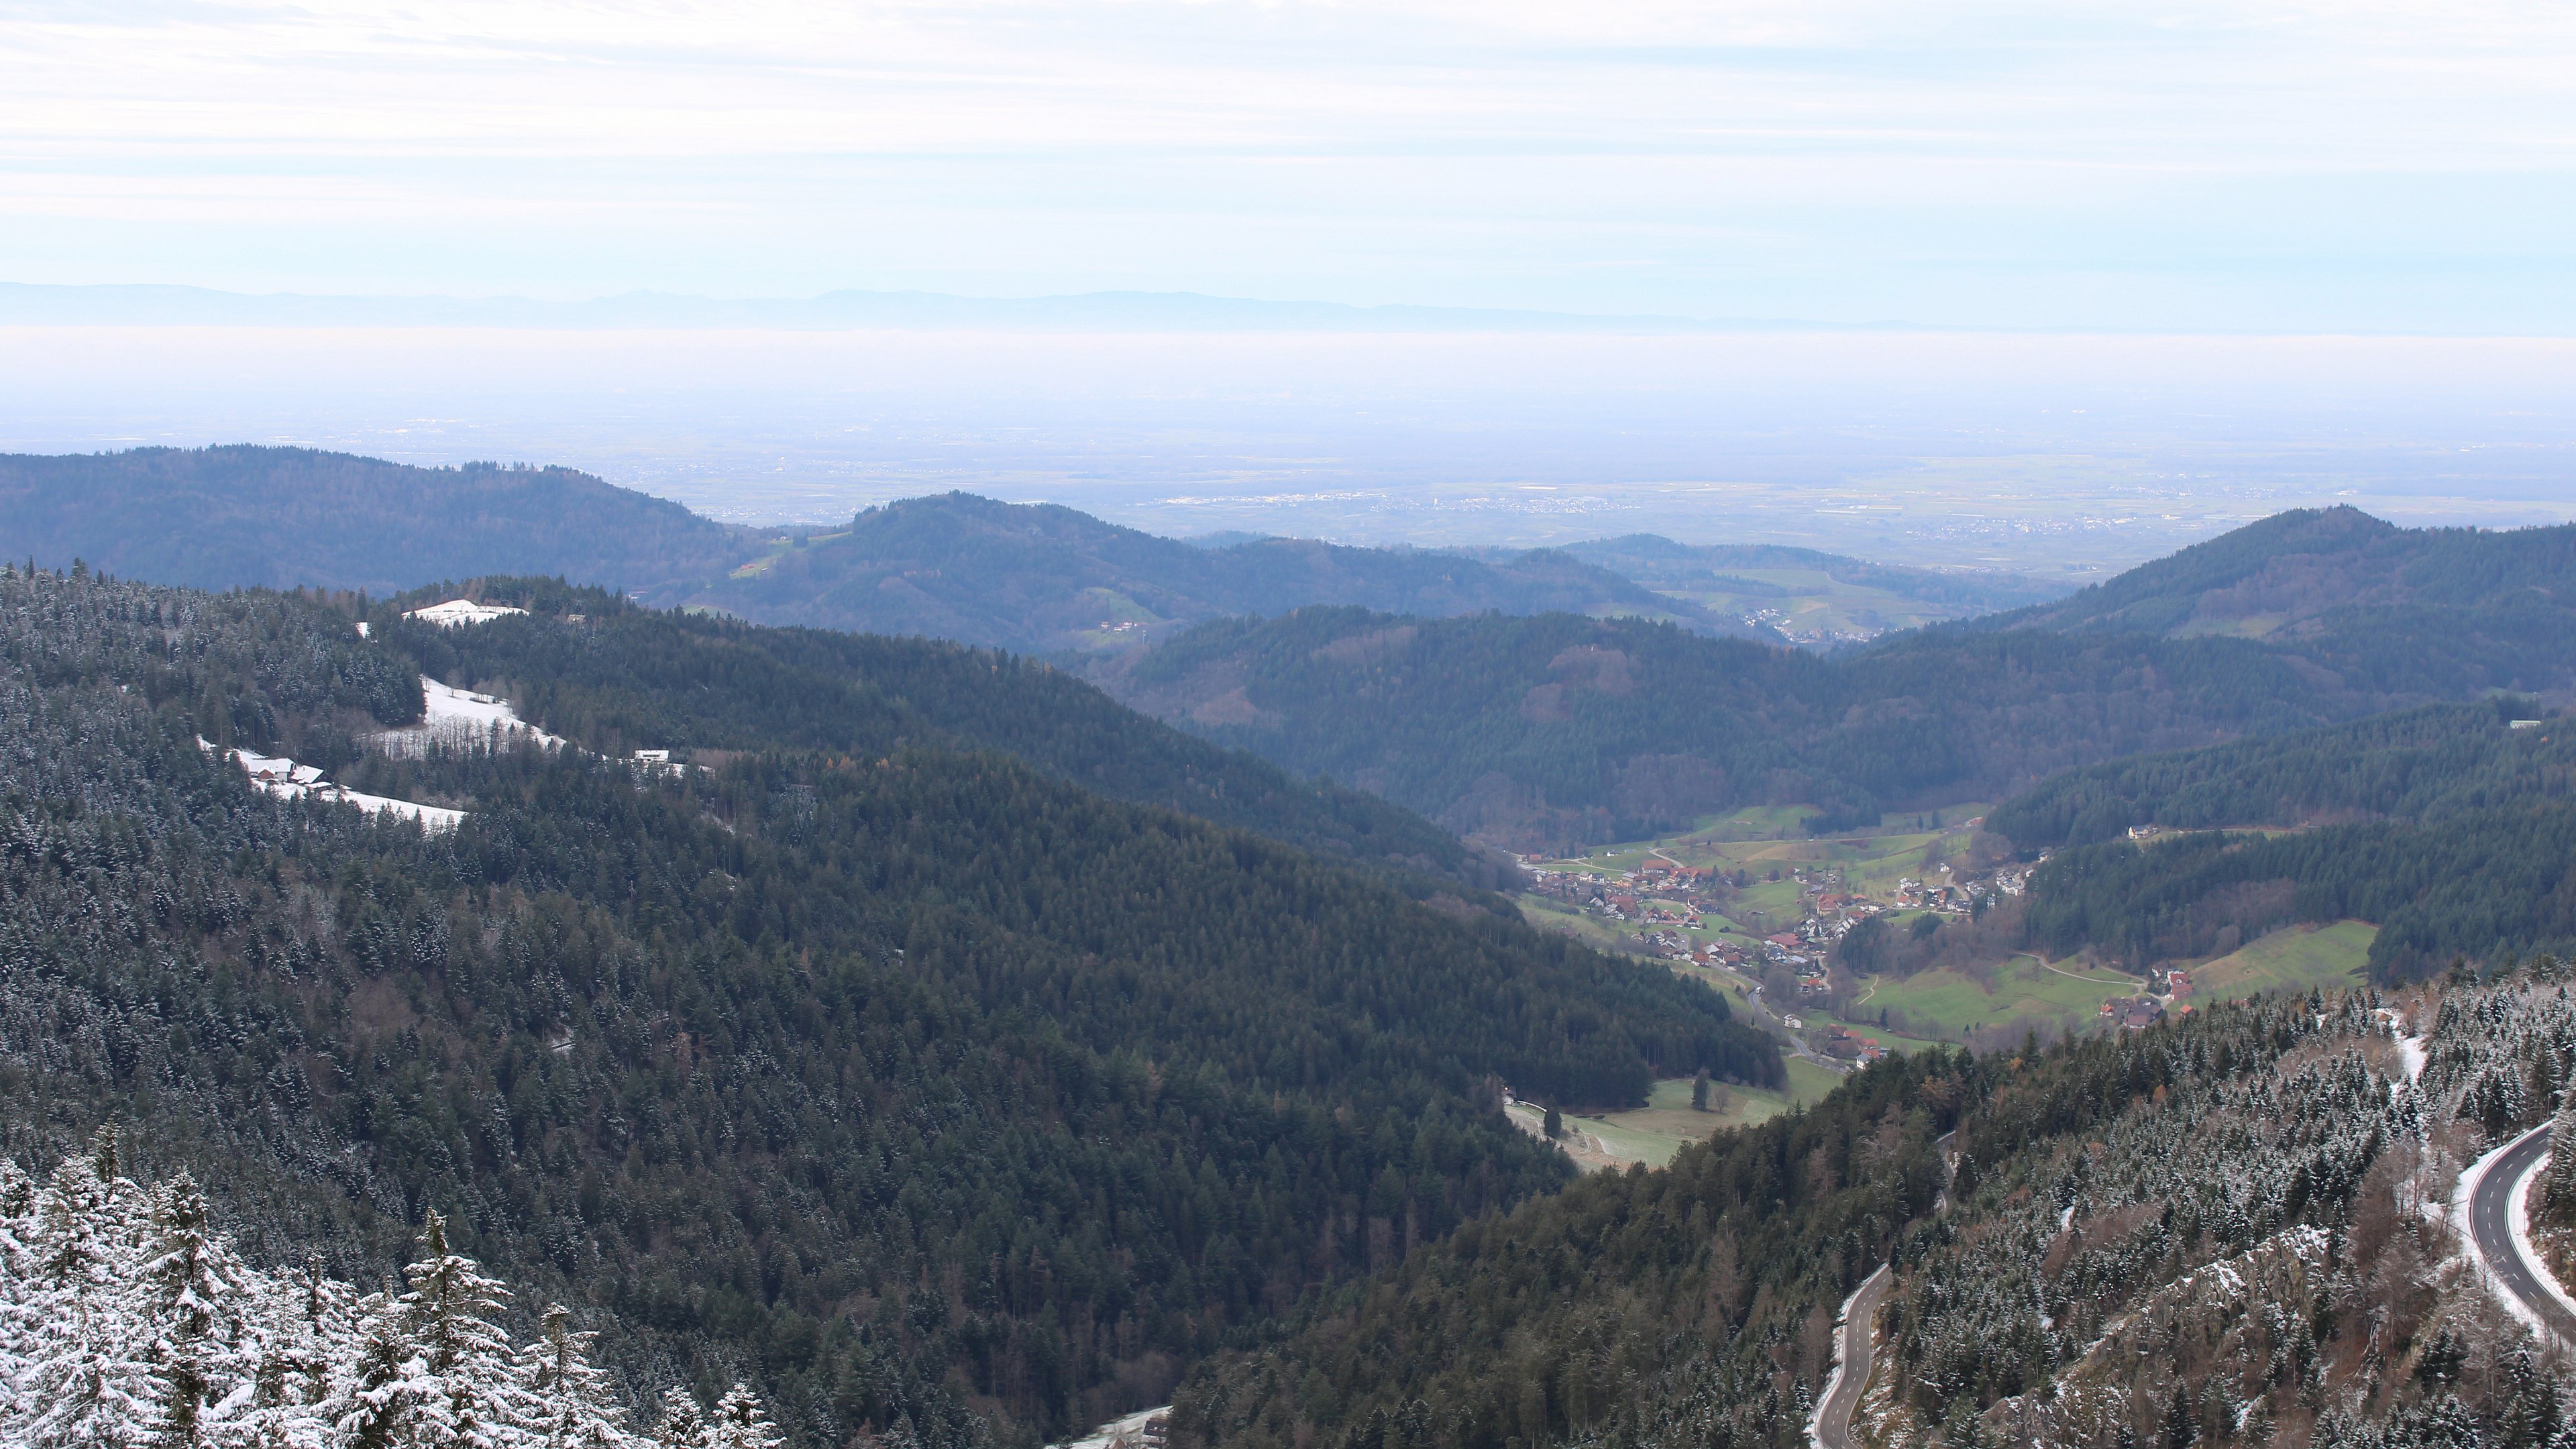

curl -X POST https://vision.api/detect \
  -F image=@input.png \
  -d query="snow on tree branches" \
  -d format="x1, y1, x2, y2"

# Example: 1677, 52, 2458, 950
0, 1133, 783, 1449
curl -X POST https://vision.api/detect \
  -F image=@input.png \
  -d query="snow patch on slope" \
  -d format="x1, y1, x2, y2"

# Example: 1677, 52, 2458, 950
375, 677, 570, 755
405, 598, 529, 627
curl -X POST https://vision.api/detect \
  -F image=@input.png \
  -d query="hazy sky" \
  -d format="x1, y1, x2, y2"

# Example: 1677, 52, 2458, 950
8, 0, 2576, 330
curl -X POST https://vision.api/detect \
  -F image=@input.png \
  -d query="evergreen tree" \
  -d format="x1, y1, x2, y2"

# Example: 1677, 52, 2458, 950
140, 1171, 247, 1448
398, 1212, 535, 1447
708, 1385, 784, 1449
527, 1305, 629, 1449
654, 1388, 709, 1449
2542, 1093, 2576, 1228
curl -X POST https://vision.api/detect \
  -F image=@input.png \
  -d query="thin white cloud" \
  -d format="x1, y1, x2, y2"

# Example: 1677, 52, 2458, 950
1, 0, 2572, 324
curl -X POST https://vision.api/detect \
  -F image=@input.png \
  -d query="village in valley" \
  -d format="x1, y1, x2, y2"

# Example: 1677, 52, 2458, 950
1509, 807, 2365, 1091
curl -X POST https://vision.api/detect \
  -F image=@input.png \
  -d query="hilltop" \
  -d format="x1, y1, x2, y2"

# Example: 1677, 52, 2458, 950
1980, 503, 2576, 650
694, 492, 1751, 653
0, 445, 755, 596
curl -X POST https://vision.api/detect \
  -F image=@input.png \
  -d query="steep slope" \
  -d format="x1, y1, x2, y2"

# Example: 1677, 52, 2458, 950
1980, 504, 2576, 656
1993, 702, 2576, 981
694, 494, 1743, 653
1097, 511, 2576, 853
1176, 973, 2576, 1449
0, 445, 755, 596
0, 566, 1778, 1449
1989, 699, 2572, 851
392, 576, 1497, 883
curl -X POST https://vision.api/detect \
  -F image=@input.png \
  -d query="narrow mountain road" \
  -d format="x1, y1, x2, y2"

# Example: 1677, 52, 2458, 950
2470, 1123, 2576, 1344
1809, 1132, 1956, 1449
2021, 952, 2137, 987
1809, 1264, 1891, 1449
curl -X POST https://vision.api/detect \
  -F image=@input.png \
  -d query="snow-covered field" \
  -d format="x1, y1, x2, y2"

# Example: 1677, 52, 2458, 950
404, 598, 529, 627
374, 676, 571, 755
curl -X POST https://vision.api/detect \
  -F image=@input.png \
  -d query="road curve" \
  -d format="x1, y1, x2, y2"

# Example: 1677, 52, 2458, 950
2470, 1123, 2576, 1344
1810, 1264, 1892, 1449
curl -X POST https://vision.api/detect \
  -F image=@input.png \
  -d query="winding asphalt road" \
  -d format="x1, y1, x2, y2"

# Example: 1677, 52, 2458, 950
2471, 1123, 2576, 1344
1811, 1265, 1892, 1449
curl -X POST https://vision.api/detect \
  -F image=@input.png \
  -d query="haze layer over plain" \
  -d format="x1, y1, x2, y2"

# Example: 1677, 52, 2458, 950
5, 325, 2572, 572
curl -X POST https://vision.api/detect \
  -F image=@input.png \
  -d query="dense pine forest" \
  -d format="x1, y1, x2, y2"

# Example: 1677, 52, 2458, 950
1176, 971, 2576, 1449
384, 577, 1494, 884
1984, 701, 2576, 979
1093, 606, 2392, 849
0, 566, 1774, 1449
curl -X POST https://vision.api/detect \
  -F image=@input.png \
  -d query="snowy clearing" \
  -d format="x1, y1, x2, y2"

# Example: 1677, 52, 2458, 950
405, 598, 530, 627
374, 676, 571, 755
1051, 1406, 1169, 1449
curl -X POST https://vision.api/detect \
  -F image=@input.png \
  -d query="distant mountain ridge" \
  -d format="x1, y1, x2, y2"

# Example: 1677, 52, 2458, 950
1556, 535, 2072, 615
697, 492, 1764, 653
0, 445, 756, 596
0, 448, 1780, 651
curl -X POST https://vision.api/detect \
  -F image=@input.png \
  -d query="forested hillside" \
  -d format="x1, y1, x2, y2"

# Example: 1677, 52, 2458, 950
695, 493, 1745, 654
1095, 511, 2576, 851
387, 576, 1497, 883
1984, 701, 2576, 980
1979, 505, 2576, 662
1988, 700, 2569, 850
0, 446, 756, 596
1177, 971, 2576, 1449
1092, 606, 2387, 851
0, 566, 1776, 1449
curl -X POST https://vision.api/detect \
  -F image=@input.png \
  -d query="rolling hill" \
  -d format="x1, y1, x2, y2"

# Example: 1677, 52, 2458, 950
0, 449, 1768, 655
692, 492, 1754, 653
1091, 511, 2576, 853
0, 445, 757, 596
1985, 698, 2576, 980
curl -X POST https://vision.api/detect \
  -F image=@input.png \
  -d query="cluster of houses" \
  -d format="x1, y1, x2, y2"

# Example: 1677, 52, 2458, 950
210, 742, 468, 833
2099, 968, 2194, 1031
1527, 861, 1719, 928
1819, 1022, 1889, 1063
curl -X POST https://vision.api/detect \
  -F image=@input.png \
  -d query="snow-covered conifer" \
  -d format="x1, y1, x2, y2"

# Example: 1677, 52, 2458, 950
653, 1387, 709, 1449
17, 1133, 161, 1448
526, 1303, 630, 1449
2542, 1093, 2576, 1228
708, 1384, 784, 1449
